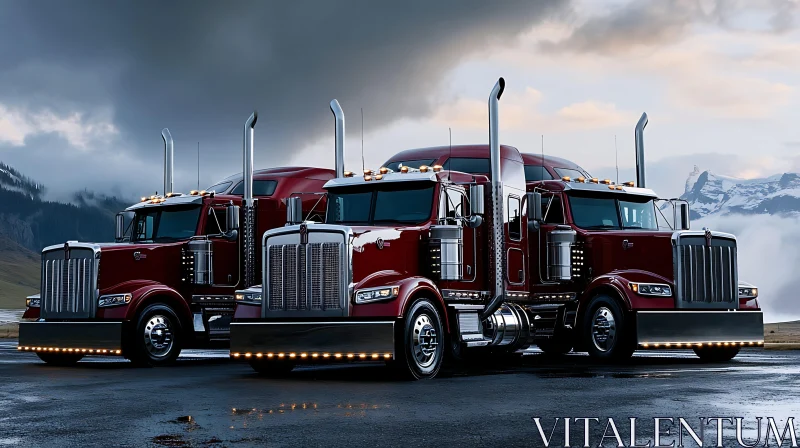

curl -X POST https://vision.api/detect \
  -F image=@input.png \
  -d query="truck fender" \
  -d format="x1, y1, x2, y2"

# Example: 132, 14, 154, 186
352, 271, 449, 333
583, 269, 673, 314
582, 275, 632, 312
125, 284, 192, 331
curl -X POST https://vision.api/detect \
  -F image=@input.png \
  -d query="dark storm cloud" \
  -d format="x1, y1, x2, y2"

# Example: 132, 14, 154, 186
0, 0, 569, 197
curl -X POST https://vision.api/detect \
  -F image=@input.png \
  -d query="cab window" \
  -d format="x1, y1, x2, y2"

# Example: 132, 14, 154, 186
443, 158, 491, 175
542, 194, 565, 224
508, 195, 521, 240
524, 165, 554, 182
229, 180, 278, 196
439, 187, 465, 224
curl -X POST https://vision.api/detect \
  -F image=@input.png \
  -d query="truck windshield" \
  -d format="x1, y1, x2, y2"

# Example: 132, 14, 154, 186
326, 183, 435, 225
568, 195, 657, 230
132, 205, 201, 242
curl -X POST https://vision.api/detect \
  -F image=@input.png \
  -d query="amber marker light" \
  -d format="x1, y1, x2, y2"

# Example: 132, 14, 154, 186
400, 166, 409, 173
589, 178, 599, 184
561, 176, 571, 182
384, 354, 392, 359
419, 165, 429, 173
624, 181, 635, 187
375, 174, 383, 180
379, 167, 389, 174
334, 353, 342, 358
576, 177, 585, 183
244, 353, 252, 358
344, 171, 354, 177
232, 352, 240, 358
432, 165, 443, 172
609, 185, 616, 190
323, 353, 330, 358
300, 353, 308, 358
359, 353, 367, 359
371, 354, 379, 359
364, 175, 373, 181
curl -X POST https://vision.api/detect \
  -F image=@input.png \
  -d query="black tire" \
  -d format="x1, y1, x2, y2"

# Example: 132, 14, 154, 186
394, 298, 445, 380
582, 295, 635, 361
36, 352, 84, 366
126, 303, 182, 367
693, 345, 740, 362
536, 340, 573, 356
248, 358, 296, 377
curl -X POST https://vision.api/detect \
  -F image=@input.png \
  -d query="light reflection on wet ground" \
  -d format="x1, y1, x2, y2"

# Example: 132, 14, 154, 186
1, 344, 799, 446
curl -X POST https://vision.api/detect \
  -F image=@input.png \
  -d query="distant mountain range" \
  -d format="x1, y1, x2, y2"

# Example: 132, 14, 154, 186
0, 161, 130, 253
681, 165, 800, 220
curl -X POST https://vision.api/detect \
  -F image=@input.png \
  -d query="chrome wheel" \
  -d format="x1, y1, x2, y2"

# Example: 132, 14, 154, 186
411, 313, 439, 369
591, 307, 616, 352
143, 314, 174, 358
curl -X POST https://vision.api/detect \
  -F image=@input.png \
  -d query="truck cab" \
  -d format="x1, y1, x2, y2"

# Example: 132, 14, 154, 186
229, 80, 763, 380
19, 114, 334, 366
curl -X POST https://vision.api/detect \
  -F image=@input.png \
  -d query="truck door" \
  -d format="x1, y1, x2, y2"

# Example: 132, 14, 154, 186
506, 195, 527, 287
203, 206, 238, 287
440, 186, 477, 282
532, 193, 567, 284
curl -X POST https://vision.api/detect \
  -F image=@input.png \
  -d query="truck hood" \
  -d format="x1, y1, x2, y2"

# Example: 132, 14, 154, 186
348, 225, 428, 284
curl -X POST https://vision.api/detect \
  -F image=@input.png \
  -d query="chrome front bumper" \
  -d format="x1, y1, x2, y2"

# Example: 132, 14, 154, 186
229, 321, 395, 357
18, 321, 123, 352
635, 310, 764, 346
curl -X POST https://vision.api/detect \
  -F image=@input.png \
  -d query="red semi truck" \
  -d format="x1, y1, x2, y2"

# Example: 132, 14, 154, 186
228, 79, 764, 379
18, 112, 333, 366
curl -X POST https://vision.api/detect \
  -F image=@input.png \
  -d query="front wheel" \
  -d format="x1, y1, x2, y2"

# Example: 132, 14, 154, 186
127, 303, 182, 367
583, 295, 635, 361
394, 298, 444, 380
36, 352, 84, 366
693, 345, 740, 362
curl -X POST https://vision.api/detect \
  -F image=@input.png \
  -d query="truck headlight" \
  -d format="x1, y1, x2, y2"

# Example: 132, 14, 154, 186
235, 291, 262, 305
98, 293, 132, 308
738, 286, 758, 299
26, 294, 41, 308
355, 286, 400, 304
628, 282, 672, 297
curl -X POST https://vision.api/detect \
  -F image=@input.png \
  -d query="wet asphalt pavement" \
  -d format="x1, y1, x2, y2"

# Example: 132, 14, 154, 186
1, 341, 799, 447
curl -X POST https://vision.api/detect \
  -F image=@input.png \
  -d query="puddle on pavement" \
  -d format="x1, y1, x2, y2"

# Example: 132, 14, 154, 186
532, 369, 674, 379
229, 402, 389, 423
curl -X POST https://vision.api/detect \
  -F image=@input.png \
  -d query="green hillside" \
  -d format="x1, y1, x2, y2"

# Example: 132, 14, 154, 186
0, 237, 39, 309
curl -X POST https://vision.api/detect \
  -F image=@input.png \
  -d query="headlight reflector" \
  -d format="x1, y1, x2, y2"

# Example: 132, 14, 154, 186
98, 293, 132, 308
235, 291, 262, 305
738, 287, 758, 299
629, 282, 672, 297
26, 294, 41, 308
355, 286, 400, 304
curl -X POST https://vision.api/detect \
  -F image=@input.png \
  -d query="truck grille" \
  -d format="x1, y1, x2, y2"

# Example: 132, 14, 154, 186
267, 242, 344, 312
674, 233, 737, 308
40, 247, 98, 319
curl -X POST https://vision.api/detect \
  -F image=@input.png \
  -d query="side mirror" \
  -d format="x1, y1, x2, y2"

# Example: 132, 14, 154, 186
527, 192, 542, 221
466, 215, 483, 228
469, 184, 485, 215
286, 197, 303, 225
678, 202, 691, 230
226, 203, 240, 232
115, 213, 125, 242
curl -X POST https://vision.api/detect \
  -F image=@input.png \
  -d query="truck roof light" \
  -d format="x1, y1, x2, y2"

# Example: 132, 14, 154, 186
419, 165, 430, 173
600, 179, 611, 184
432, 165, 443, 172
561, 176, 571, 182
364, 175, 373, 181
608, 185, 616, 190
400, 166, 409, 173
589, 178, 598, 183
379, 167, 389, 174
343, 171, 354, 177
576, 177, 585, 183
615, 185, 624, 190
623, 181, 635, 187
363, 169, 373, 175
375, 174, 383, 180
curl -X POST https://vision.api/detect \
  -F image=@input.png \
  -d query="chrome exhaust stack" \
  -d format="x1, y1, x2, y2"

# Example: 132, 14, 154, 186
635, 112, 648, 188
481, 77, 506, 321
330, 99, 346, 178
161, 128, 174, 195
243, 111, 258, 287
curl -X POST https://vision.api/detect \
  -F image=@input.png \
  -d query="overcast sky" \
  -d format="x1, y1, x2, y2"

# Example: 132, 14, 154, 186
2, 0, 798, 201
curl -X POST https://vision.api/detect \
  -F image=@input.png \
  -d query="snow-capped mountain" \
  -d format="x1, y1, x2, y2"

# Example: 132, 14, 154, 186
0, 162, 43, 200
680, 165, 800, 219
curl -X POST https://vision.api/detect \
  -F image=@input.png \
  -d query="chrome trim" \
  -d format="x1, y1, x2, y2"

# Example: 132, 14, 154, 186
481, 77, 506, 321
162, 128, 174, 195
330, 99, 346, 178
672, 230, 738, 308
561, 182, 658, 198
40, 242, 100, 319
243, 111, 258, 288
261, 224, 353, 317
634, 112, 648, 188
323, 171, 438, 189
